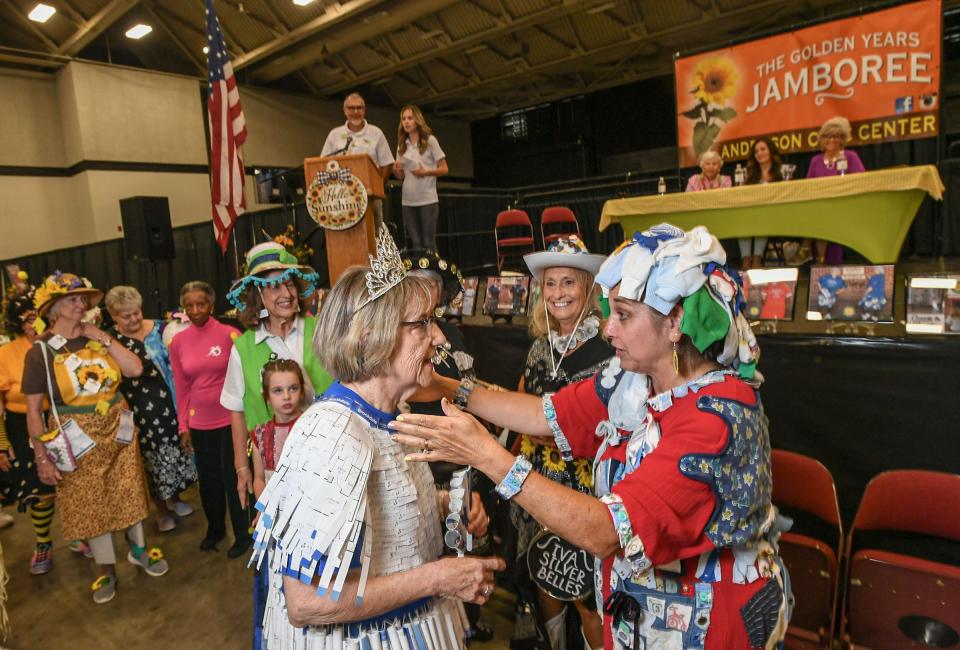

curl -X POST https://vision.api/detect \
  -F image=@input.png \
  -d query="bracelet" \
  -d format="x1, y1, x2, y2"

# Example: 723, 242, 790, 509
495, 455, 533, 500
453, 374, 475, 410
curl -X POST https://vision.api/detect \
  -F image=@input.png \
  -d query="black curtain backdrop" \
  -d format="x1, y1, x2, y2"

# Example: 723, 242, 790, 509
460, 325, 960, 526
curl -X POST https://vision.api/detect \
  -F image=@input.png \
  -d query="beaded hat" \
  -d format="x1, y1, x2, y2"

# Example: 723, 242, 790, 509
226, 242, 319, 311
400, 248, 464, 308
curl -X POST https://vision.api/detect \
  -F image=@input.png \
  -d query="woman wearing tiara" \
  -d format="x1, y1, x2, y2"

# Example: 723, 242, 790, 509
511, 236, 610, 650
251, 227, 501, 649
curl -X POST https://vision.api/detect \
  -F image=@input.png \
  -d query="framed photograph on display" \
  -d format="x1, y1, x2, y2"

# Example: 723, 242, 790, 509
482, 276, 531, 316
527, 278, 541, 317
446, 277, 479, 317
906, 275, 960, 334
807, 264, 895, 322
742, 268, 798, 321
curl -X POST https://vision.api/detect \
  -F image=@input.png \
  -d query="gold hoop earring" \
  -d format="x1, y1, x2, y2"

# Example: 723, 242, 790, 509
672, 341, 680, 376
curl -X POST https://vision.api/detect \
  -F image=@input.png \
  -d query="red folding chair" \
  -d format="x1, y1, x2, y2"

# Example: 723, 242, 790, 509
840, 470, 960, 649
771, 450, 843, 649
540, 206, 580, 247
495, 209, 535, 273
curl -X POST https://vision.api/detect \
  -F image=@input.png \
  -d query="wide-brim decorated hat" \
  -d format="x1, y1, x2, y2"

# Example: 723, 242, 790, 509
226, 242, 320, 311
524, 235, 606, 279
34, 271, 103, 317
400, 248, 464, 306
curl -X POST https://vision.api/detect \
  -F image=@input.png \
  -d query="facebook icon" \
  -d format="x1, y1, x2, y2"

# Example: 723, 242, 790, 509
895, 96, 914, 114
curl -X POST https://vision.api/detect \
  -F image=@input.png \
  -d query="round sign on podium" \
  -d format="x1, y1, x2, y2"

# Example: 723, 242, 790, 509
306, 161, 369, 230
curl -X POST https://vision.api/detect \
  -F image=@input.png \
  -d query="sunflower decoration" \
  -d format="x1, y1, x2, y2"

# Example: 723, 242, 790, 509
681, 55, 740, 157
541, 446, 566, 475
573, 458, 594, 490
519, 435, 537, 457
78, 364, 107, 389
273, 224, 314, 267
147, 547, 165, 563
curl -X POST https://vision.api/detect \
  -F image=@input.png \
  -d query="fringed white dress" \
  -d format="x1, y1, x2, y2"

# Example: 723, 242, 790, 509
251, 382, 468, 650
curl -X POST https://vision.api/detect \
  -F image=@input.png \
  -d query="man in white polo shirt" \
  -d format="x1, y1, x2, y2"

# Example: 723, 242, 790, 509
321, 92, 394, 227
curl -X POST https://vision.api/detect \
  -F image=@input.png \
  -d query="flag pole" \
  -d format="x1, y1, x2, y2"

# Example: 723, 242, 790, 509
232, 228, 241, 277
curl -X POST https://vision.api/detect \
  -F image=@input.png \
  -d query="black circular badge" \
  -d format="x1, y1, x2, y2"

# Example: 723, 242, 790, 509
526, 530, 594, 601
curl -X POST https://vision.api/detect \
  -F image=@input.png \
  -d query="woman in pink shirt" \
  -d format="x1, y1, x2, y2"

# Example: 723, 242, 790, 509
169, 281, 249, 558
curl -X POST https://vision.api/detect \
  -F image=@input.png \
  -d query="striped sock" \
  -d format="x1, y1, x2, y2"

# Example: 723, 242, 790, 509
29, 501, 54, 546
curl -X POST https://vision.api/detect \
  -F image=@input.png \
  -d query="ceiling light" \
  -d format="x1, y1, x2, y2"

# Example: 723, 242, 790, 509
28, 3, 56, 23
125, 24, 153, 39
910, 276, 958, 289
203, 46, 209, 54
293, 0, 316, 6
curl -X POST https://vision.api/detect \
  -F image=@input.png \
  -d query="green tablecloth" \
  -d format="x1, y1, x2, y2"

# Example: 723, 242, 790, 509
600, 165, 945, 263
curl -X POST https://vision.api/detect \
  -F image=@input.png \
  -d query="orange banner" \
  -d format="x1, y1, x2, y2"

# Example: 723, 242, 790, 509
675, 0, 941, 167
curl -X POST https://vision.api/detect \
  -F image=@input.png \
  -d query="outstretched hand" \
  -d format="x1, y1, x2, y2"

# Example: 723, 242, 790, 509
390, 398, 499, 468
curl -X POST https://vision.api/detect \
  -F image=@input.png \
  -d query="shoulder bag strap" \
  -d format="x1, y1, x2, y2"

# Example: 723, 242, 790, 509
35, 341, 63, 433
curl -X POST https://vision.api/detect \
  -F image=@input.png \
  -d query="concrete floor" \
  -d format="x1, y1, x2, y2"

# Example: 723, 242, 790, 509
0, 486, 515, 650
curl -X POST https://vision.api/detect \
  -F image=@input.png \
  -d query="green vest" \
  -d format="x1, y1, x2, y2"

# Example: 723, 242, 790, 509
233, 316, 332, 429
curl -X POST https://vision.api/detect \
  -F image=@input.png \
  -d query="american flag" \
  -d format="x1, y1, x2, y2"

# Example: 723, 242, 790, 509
206, 0, 247, 254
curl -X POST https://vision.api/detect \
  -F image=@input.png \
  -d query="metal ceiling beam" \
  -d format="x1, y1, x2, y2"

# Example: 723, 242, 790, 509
231, 0, 387, 71
142, 1, 204, 74
250, 0, 457, 83
0, 0, 59, 52
320, 0, 585, 95
55, 0, 141, 57
410, 0, 834, 108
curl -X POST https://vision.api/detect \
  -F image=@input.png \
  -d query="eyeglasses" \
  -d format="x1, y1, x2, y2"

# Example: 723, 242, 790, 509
401, 316, 438, 331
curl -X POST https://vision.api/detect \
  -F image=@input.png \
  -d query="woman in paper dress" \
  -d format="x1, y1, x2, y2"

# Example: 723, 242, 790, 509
22, 272, 168, 605
393, 224, 791, 649
251, 227, 501, 649
512, 236, 610, 650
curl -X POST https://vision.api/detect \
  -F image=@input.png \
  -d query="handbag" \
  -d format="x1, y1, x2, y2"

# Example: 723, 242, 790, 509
525, 461, 594, 601
36, 341, 78, 473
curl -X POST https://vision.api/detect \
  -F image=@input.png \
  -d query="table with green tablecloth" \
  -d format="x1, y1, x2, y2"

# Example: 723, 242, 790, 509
600, 165, 945, 263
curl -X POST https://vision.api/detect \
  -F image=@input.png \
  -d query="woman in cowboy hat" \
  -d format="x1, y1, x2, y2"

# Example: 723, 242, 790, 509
22, 272, 168, 604
220, 242, 334, 521
512, 235, 610, 650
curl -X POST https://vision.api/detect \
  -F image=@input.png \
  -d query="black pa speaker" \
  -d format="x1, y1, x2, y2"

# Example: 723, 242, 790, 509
119, 196, 175, 261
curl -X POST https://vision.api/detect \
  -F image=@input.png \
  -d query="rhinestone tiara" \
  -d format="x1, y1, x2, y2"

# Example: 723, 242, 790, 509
356, 224, 407, 311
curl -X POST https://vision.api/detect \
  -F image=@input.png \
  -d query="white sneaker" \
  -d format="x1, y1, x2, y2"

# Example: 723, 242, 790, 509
170, 501, 194, 517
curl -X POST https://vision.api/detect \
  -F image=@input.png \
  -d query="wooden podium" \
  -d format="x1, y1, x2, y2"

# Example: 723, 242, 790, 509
304, 153, 385, 284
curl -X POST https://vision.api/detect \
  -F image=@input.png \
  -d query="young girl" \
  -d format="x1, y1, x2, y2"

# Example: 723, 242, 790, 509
250, 359, 306, 650
250, 359, 306, 500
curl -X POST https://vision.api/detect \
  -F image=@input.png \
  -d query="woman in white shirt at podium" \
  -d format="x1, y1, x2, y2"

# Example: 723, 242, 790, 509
394, 105, 449, 252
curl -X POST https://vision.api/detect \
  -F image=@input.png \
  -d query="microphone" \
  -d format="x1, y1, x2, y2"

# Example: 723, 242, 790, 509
332, 136, 353, 156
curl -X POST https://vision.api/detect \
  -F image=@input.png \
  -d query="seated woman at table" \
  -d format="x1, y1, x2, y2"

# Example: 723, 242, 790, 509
803, 116, 866, 265
740, 137, 785, 269
685, 150, 731, 192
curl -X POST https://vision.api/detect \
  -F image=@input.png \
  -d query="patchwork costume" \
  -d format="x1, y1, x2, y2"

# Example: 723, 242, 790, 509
539, 225, 790, 649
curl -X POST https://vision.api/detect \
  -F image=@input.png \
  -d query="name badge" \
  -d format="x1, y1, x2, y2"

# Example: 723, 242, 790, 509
61, 419, 96, 459
64, 354, 83, 372
48, 334, 67, 350
82, 377, 102, 394
116, 409, 135, 445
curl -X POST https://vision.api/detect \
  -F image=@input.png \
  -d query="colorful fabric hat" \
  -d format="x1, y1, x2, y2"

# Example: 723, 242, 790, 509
33, 271, 104, 317
226, 242, 319, 311
401, 248, 464, 307
523, 235, 607, 279
596, 223, 760, 380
